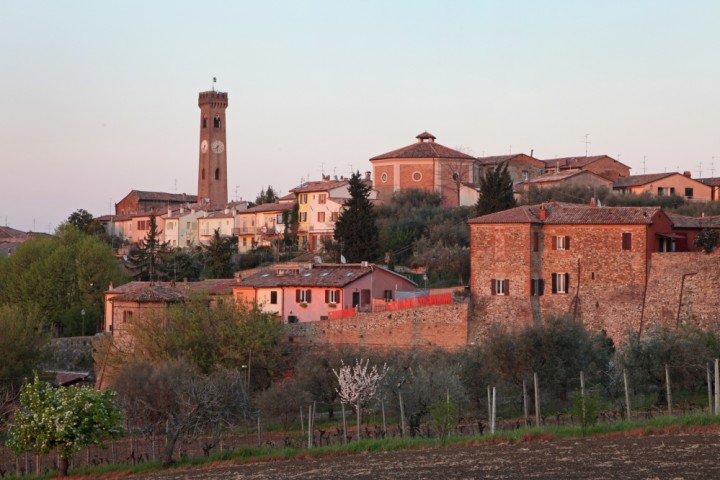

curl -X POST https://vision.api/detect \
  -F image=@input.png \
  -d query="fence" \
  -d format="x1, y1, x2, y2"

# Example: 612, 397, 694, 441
327, 293, 454, 321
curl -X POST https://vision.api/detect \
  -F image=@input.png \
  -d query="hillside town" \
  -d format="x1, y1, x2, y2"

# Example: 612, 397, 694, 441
3, 63, 720, 480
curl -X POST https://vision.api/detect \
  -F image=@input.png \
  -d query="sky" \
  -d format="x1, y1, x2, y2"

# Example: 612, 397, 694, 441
1, 1, 719, 232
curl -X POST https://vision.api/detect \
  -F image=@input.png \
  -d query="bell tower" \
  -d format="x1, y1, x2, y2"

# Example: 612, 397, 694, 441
198, 90, 229, 206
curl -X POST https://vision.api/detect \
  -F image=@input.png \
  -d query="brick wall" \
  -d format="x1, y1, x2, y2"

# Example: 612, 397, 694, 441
285, 302, 469, 350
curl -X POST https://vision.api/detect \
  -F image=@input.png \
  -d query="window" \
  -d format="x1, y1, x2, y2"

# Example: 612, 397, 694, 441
552, 235, 570, 251
325, 289, 340, 303
318, 194, 327, 204
551, 273, 570, 294
242, 237, 247, 246
452, 172, 460, 181
491, 279, 509, 296
215, 168, 220, 180
213, 115, 221, 128
685, 187, 694, 198
533, 231, 540, 252
300, 212, 307, 222
167, 222, 174, 230
381, 172, 388, 183
202, 168, 206, 180
412, 171, 423, 182
287, 315, 299, 324
522, 170, 529, 181
202, 116, 207, 128
383, 289, 393, 301
300, 194, 308, 204
122, 311, 133, 323
331, 212, 339, 222
270, 291, 278, 305
622, 232, 632, 251
317, 212, 325, 222
276, 214, 283, 224
296, 289, 312, 303
670, 187, 676, 195
531, 279, 544, 296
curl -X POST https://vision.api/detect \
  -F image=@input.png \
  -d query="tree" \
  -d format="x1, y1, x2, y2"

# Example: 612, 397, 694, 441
695, 228, 719, 253
7, 374, 122, 477
443, 159, 474, 207
0, 305, 49, 425
0, 225, 128, 335
475, 161, 517, 216
255, 379, 311, 433
283, 202, 300, 249
128, 213, 171, 281
112, 361, 249, 466
333, 359, 388, 439
429, 392, 460, 442
203, 229, 237, 278
334, 171, 379, 262
255, 185, 279, 205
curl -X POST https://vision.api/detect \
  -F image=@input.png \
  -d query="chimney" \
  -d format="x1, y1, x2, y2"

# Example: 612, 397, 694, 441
530, 149, 534, 158
234, 271, 241, 283
683, 171, 692, 177
168, 207, 172, 217
555, 161, 560, 174
589, 196, 596, 207
365, 171, 371, 181
539, 204, 547, 221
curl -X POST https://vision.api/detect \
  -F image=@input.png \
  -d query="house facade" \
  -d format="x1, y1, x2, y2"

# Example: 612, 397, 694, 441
115, 190, 196, 216
468, 202, 676, 339
232, 263, 417, 323
475, 153, 546, 184
520, 169, 614, 192
290, 176, 377, 251
236, 202, 292, 253
613, 172, 712, 201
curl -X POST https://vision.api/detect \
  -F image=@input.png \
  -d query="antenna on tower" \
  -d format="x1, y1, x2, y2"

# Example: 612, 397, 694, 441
212, 76, 217, 92
643, 156, 647, 174
698, 161, 703, 178
235, 185, 239, 201
583, 134, 591, 156
320, 162, 325, 176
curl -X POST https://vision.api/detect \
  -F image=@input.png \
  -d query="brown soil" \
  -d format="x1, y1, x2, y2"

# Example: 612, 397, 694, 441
126, 429, 720, 480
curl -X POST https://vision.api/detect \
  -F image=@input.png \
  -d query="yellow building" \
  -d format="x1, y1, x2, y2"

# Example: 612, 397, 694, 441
613, 172, 712, 201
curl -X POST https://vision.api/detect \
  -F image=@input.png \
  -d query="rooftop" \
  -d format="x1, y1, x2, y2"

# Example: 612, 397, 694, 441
612, 172, 679, 188
468, 202, 662, 225
370, 132, 476, 161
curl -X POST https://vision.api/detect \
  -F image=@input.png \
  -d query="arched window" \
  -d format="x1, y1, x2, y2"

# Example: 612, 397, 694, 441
215, 168, 220, 180
213, 115, 221, 128
202, 116, 207, 128
202, 168, 206, 180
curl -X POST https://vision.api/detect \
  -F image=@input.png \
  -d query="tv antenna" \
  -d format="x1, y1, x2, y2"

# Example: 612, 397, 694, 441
698, 161, 703, 178
712, 157, 716, 178
643, 156, 647, 174
583, 134, 591, 156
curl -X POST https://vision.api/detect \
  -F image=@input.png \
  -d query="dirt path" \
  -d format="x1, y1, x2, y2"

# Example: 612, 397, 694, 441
129, 431, 720, 479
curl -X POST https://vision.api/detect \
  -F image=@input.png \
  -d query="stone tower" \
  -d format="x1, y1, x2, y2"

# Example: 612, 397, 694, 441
197, 90, 229, 206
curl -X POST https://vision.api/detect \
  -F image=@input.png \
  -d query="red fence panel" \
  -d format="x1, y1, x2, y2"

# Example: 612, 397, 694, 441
328, 307, 357, 320
385, 293, 452, 312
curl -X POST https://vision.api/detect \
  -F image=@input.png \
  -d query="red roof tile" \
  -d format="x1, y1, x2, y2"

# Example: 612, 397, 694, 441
242, 202, 294, 214
540, 155, 628, 170
370, 133, 475, 161
237, 263, 415, 288
468, 202, 661, 225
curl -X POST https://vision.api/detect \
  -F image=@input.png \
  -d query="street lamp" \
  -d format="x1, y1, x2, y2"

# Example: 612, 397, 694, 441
81, 309, 86, 337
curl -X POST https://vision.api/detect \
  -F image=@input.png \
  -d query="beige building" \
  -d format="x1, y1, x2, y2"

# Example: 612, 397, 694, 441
613, 172, 712, 201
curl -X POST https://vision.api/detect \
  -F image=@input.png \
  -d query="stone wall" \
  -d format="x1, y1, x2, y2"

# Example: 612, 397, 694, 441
286, 302, 469, 350
642, 251, 720, 334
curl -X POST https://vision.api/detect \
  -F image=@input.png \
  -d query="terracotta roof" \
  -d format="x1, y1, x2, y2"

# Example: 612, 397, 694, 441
199, 211, 234, 219
697, 177, 720, 187
475, 154, 541, 166
290, 179, 350, 194
0, 226, 28, 239
241, 202, 294, 214
540, 155, 628, 169
667, 212, 720, 229
526, 169, 611, 184
109, 284, 188, 303
107, 279, 236, 301
278, 193, 296, 202
612, 173, 677, 188
468, 202, 661, 225
237, 263, 415, 288
370, 132, 475, 161
130, 190, 197, 203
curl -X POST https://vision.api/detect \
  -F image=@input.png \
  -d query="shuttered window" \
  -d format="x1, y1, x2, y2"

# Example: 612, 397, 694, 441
491, 279, 509, 296
531, 279, 544, 296
622, 232, 632, 251
551, 273, 570, 294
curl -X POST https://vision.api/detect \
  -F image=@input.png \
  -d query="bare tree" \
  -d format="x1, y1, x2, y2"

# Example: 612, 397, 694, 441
442, 159, 475, 207
333, 359, 388, 440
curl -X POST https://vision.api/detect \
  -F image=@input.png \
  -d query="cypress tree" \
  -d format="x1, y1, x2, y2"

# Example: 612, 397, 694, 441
334, 172, 379, 262
475, 161, 517, 216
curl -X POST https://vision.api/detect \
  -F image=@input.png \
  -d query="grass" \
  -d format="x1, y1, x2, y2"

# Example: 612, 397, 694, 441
8, 413, 720, 479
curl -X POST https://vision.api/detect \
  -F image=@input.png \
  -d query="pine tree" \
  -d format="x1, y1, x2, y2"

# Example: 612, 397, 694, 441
255, 185, 279, 205
129, 214, 170, 281
204, 229, 237, 278
475, 161, 517, 216
334, 171, 379, 262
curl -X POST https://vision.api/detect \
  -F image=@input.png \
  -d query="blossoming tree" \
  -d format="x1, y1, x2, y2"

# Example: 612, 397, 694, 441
333, 359, 388, 440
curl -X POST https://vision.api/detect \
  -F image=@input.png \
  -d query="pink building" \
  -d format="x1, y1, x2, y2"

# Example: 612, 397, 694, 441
233, 263, 417, 323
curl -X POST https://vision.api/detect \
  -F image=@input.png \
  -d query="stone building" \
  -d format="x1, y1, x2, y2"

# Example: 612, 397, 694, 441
613, 172, 712, 201
539, 155, 631, 181
468, 202, 677, 341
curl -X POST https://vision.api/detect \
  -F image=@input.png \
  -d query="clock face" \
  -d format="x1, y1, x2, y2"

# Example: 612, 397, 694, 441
200, 140, 208, 153
211, 140, 225, 154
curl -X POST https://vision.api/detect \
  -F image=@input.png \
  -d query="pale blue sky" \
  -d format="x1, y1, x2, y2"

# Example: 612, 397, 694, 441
1, 1, 719, 232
